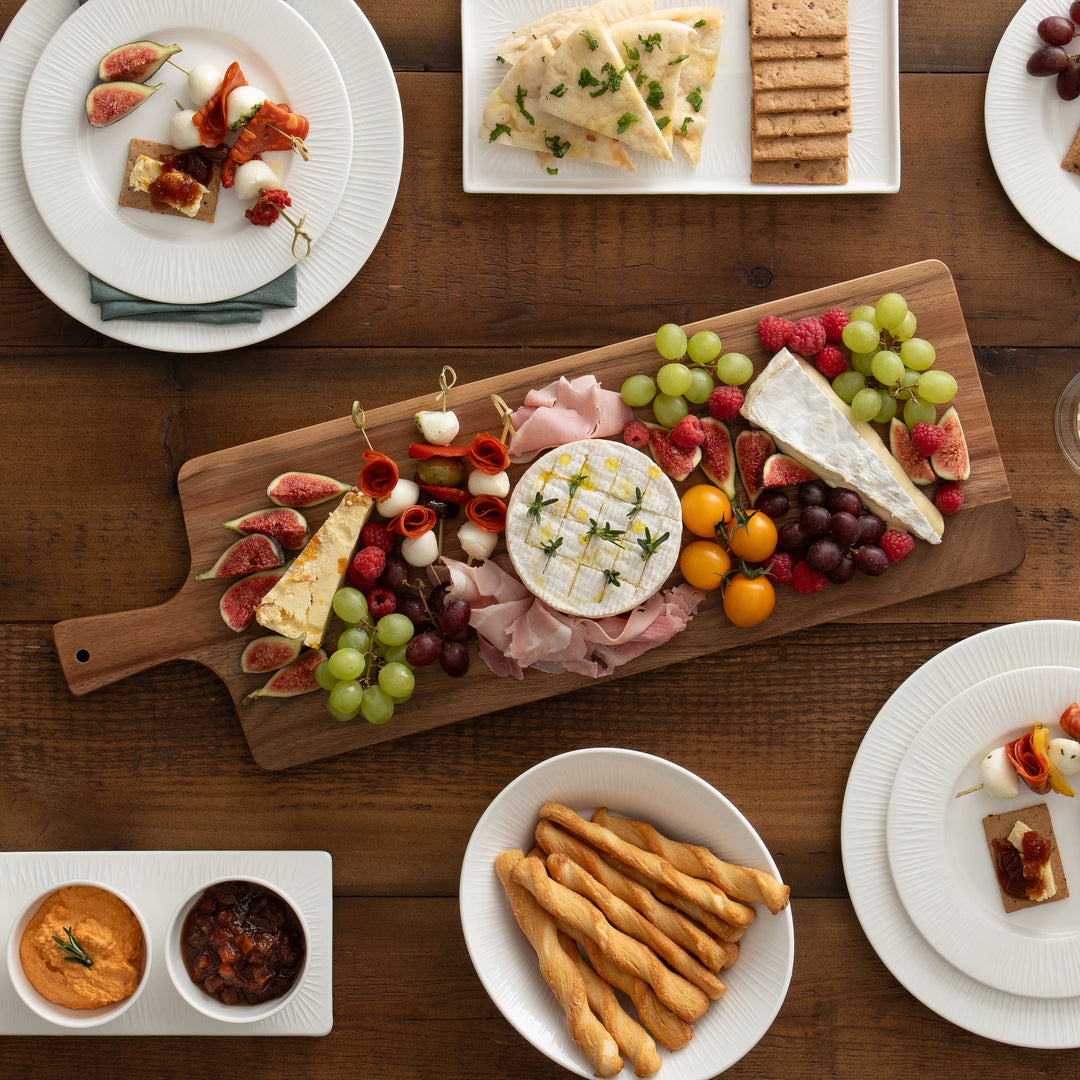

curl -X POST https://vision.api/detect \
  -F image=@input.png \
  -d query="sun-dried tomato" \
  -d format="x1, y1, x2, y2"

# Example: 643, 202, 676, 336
409, 442, 471, 459
416, 482, 471, 504
245, 188, 292, 227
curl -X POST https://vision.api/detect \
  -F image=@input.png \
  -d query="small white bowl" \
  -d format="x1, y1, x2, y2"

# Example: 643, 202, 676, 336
6, 880, 151, 1029
165, 876, 309, 1024
1055, 370, 1080, 475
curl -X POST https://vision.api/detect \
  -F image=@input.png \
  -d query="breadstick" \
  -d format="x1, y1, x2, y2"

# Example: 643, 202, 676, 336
547, 852, 727, 1001
536, 819, 738, 970
510, 853, 711, 1022
540, 801, 756, 928
593, 807, 791, 914
559, 932, 662, 1078
495, 850, 624, 1078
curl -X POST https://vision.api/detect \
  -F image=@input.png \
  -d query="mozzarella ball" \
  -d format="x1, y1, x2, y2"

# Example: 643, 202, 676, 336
400, 530, 439, 567
225, 85, 266, 131
979, 746, 1020, 798
1050, 737, 1080, 774
187, 64, 223, 109
468, 469, 510, 498
376, 479, 420, 519
232, 159, 280, 200
168, 109, 202, 150
458, 520, 498, 560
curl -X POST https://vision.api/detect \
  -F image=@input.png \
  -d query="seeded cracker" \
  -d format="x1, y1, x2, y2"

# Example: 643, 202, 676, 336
751, 56, 850, 91
750, 36, 847, 59
750, 157, 847, 183
753, 85, 850, 113
754, 107, 852, 138
749, 0, 848, 39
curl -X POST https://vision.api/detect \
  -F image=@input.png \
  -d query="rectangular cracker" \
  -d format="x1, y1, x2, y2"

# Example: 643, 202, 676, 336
751, 130, 848, 160
751, 156, 848, 184
982, 803, 1069, 913
749, 0, 847, 39
750, 36, 847, 59
752, 85, 850, 112
752, 56, 850, 90
754, 107, 852, 138
118, 138, 221, 223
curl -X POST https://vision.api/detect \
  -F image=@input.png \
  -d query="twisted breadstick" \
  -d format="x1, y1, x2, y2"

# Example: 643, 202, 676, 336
536, 819, 738, 971
547, 852, 727, 1001
510, 853, 710, 1022
593, 808, 790, 914
540, 801, 756, 928
558, 932, 662, 1078
495, 850, 623, 1078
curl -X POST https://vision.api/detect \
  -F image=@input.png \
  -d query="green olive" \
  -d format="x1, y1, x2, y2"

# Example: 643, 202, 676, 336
415, 457, 467, 487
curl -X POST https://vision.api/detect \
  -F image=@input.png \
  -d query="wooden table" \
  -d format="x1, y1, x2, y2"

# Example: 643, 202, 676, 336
3, 0, 1079, 1074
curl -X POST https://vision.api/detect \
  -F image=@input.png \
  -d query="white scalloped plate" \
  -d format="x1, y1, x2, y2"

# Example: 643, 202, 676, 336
459, 748, 793, 1079
20, 0, 352, 304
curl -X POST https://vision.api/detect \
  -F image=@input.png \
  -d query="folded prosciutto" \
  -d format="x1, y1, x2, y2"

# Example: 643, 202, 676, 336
443, 554, 705, 679
508, 375, 632, 464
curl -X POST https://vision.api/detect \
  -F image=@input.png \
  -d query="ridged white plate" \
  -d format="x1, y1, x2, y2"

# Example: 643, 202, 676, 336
842, 621, 1080, 1046
886, 666, 1080, 999
461, 0, 900, 193
0, 850, 331, 1035
21, 0, 352, 304
985, 0, 1080, 261
0, 0, 401, 349
459, 748, 793, 1079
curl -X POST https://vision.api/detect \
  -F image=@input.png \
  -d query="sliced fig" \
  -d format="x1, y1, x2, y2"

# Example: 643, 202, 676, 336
759, 453, 816, 494
243, 649, 327, 703
219, 566, 289, 632
734, 428, 776, 505
85, 80, 162, 127
223, 506, 310, 550
930, 406, 971, 481
240, 634, 305, 674
196, 533, 284, 580
699, 418, 736, 498
644, 421, 701, 482
267, 471, 350, 508
98, 40, 181, 83
888, 417, 935, 485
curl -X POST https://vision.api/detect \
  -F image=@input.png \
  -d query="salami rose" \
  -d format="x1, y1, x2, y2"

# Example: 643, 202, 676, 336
358, 450, 399, 499
465, 495, 507, 533
1006, 727, 1051, 794
390, 504, 436, 537
468, 432, 510, 475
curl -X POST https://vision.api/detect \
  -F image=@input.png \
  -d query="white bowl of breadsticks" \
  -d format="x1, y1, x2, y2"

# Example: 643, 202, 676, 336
459, 748, 794, 1079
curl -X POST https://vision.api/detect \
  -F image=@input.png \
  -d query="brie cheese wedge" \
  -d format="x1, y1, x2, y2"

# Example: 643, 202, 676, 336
740, 348, 945, 543
255, 488, 374, 647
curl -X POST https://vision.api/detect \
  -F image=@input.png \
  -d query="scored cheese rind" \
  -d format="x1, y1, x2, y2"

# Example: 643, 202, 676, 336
255, 488, 374, 647
739, 348, 945, 543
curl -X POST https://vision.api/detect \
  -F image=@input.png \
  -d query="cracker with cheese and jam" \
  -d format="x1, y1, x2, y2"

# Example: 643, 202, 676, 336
983, 803, 1069, 913
118, 138, 222, 222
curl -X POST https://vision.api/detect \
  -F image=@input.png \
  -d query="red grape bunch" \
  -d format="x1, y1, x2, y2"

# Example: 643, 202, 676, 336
1027, 3, 1080, 100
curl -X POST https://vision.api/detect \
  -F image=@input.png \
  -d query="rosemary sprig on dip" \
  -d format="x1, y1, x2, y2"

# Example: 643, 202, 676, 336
52, 927, 93, 969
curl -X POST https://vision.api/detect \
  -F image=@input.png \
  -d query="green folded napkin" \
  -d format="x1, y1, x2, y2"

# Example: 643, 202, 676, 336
89, 267, 297, 324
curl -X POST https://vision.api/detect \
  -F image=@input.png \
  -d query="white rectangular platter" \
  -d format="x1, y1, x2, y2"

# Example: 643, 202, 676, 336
0, 850, 332, 1036
462, 0, 900, 193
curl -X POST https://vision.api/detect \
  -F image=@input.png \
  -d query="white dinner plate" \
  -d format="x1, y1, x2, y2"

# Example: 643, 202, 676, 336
886, 666, 1080, 999
0, 849, 331, 1035
985, 0, 1080, 262
0, 0, 401, 350
841, 620, 1080, 1047
21, 0, 352, 304
459, 747, 793, 1080
461, 0, 900, 193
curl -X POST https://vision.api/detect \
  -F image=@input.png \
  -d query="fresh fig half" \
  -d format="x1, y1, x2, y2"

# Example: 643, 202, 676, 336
223, 507, 310, 550
98, 40, 181, 83
239, 634, 305, 674
267, 471, 350, 508
85, 80, 162, 127
930, 406, 971, 481
644, 421, 701, 482
759, 453, 816, 493
243, 649, 327, 704
888, 417, 935, 485
734, 428, 776, 505
219, 566, 289, 632
699, 418, 736, 499
196, 533, 284, 580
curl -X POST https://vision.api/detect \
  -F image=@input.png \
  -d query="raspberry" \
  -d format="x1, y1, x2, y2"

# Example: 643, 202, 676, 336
360, 521, 395, 553
367, 586, 397, 617
879, 529, 914, 563
813, 344, 848, 380
766, 550, 794, 585
787, 316, 827, 357
934, 482, 965, 515
910, 421, 945, 457
708, 384, 744, 421
757, 315, 794, 352
670, 414, 705, 448
791, 560, 828, 594
820, 306, 850, 343
623, 418, 650, 449
352, 545, 386, 582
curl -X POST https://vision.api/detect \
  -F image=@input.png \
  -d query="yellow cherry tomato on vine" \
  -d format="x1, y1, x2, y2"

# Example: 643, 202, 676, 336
727, 509, 778, 563
679, 540, 731, 591
680, 484, 733, 539
722, 572, 776, 627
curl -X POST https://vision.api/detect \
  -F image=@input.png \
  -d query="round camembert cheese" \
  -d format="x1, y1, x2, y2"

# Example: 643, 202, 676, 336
505, 439, 681, 618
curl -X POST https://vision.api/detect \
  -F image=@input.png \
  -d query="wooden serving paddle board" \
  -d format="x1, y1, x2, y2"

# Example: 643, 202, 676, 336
53, 261, 1024, 770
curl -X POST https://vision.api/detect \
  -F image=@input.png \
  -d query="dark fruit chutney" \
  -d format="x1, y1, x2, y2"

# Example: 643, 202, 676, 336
181, 881, 305, 1005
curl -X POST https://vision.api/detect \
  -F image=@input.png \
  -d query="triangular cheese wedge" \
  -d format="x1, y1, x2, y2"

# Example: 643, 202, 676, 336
481, 38, 635, 170
540, 19, 673, 160
497, 0, 655, 66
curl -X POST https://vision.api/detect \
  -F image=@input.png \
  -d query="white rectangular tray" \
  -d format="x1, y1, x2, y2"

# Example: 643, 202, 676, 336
0, 850, 332, 1035
462, 0, 900, 193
